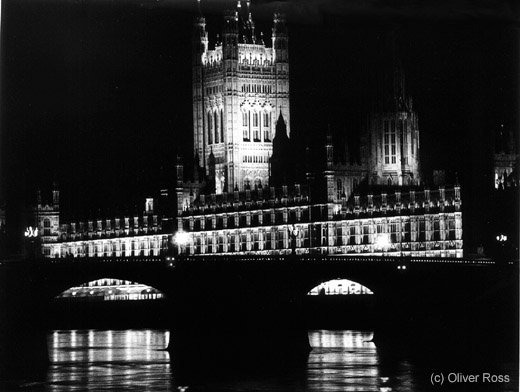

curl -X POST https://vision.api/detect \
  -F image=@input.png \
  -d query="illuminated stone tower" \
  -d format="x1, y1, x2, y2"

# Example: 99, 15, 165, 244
192, 1, 290, 193
366, 34, 421, 186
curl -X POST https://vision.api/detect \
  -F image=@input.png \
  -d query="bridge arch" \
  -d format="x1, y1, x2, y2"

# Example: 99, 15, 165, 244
41, 258, 176, 300
299, 271, 384, 299
307, 278, 374, 296
55, 278, 166, 301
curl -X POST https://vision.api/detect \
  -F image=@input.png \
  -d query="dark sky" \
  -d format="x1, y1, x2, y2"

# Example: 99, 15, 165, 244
1, 0, 519, 249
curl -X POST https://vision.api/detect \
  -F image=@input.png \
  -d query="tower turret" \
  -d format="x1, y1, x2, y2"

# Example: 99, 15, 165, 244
192, 5, 291, 193
52, 183, 60, 209
222, 10, 239, 60
272, 13, 288, 63
324, 128, 335, 203
176, 156, 185, 221
367, 30, 420, 186
193, 15, 209, 165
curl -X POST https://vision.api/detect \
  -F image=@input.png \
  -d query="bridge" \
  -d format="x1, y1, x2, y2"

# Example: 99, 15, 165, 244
0, 254, 517, 370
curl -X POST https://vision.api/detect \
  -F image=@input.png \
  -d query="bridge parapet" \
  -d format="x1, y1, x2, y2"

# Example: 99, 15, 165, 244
172, 254, 510, 266
42, 256, 166, 265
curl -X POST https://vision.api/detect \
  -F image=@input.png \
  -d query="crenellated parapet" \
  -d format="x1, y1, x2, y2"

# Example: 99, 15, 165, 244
181, 183, 309, 217
57, 213, 162, 243
336, 186, 461, 219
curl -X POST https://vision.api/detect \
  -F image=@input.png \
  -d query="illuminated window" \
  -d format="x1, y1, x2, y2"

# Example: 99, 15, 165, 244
399, 120, 406, 164
433, 220, 440, 241
263, 112, 271, 141
253, 112, 260, 141
207, 112, 213, 145
384, 120, 389, 164
384, 119, 397, 165
391, 120, 396, 163
214, 111, 219, 144
43, 219, 51, 236
243, 111, 250, 141
220, 109, 224, 142
448, 219, 456, 240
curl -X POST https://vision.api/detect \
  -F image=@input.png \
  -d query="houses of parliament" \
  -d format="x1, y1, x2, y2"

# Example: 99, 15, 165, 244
35, 2, 467, 259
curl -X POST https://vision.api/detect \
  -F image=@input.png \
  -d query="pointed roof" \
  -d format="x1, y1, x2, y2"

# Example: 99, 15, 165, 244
274, 110, 288, 141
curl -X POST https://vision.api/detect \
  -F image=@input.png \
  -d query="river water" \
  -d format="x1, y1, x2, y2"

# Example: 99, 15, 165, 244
0, 329, 517, 391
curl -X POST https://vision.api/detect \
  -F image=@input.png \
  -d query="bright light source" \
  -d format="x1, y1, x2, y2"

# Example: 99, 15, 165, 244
402, 265, 407, 270
497, 234, 508, 242
375, 233, 391, 249
174, 231, 190, 246
24, 226, 38, 238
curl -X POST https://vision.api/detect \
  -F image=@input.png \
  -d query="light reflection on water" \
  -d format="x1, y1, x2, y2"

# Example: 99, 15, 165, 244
45, 329, 389, 392
308, 330, 386, 392
47, 329, 172, 392
34, 329, 517, 392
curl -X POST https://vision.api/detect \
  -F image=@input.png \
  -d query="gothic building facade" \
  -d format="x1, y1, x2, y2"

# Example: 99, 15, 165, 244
38, 3, 463, 259
176, 4, 461, 258
192, 3, 290, 194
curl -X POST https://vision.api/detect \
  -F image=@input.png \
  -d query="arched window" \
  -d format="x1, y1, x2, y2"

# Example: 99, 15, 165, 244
207, 112, 213, 145
263, 112, 271, 142
252, 112, 260, 141
220, 109, 224, 142
214, 111, 219, 144
242, 111, 250, 141
43, 219, 51, 236
254, 178, 262, 189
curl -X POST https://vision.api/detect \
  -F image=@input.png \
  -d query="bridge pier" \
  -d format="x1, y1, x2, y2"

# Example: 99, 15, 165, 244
166, 259, 311, 372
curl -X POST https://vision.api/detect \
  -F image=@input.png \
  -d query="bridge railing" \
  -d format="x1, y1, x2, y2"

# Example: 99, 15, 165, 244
42, 256, 166, 265
17, 254, 515, 268
173, 254, 506, 266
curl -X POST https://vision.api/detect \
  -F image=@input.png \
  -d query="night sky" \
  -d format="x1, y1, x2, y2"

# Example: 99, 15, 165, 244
1, 0, 518, 251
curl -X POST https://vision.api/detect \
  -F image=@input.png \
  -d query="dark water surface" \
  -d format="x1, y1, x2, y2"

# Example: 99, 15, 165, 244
0, 329, 517, 391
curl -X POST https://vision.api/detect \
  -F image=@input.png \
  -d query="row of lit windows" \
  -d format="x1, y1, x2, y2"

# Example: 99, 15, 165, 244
207, 109, 224, 145
243, 155, 269, 164
241, 84, 273, 94
183, 224, 460, 255
205, 85, 223, 95
242, 111, 271, 142
183, 212, 460, 242
383, 119, 416, 165
46, 237, 167, 258
185, 208, 308, 231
